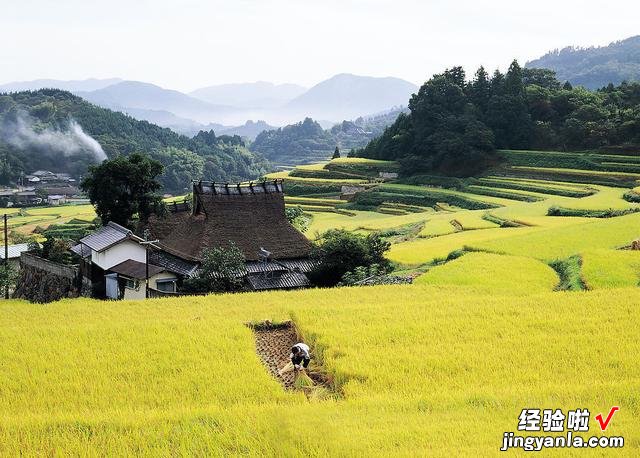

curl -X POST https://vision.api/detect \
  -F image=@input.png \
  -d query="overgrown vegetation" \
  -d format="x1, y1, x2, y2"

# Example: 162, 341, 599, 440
285, 205, 311, 233
182, 243, 245, 294
623, 189, 640, 202
548, 255, 586, 291
547, 205, 640, 218
0, 263, 17, 294
29, 238, 74, 265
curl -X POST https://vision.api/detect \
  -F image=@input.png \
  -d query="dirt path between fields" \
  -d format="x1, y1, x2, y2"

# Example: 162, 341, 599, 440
249, 321, 336, 394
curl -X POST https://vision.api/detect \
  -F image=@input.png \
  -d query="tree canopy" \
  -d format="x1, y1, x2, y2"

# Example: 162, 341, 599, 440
359, 61, 640, 176
80, 153, 164, 227
182, 243, 246, 294
250, 117, 336, 165
308, 229, 390, 287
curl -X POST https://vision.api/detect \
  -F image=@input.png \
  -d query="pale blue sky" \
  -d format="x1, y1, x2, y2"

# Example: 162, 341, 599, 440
1, 0, 638, 91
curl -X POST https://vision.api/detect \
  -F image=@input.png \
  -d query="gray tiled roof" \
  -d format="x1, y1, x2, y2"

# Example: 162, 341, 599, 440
245, 258, 318, 274
0, 243, 31, 259
70, 243, 92, 258
79, 221, 138, 252
246, 271, 310, 291
149, 250, 199, 277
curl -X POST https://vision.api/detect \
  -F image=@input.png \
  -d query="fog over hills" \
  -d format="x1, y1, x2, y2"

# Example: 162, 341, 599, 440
76, 81, 240, 124
1, 74, 418, 135
190, 82, 307, 109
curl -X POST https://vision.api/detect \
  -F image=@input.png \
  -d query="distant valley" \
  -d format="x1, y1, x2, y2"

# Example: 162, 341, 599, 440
0, 74, 417, 137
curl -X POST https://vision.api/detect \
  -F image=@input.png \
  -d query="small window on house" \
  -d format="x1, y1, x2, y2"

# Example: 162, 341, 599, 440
156, 279, 176, 293
125, 278, 137, 289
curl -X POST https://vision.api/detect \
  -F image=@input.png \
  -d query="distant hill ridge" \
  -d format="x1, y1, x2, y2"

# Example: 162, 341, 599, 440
526, 35, 640, 89
284, 73, 416, 122
0, 74, 417, 129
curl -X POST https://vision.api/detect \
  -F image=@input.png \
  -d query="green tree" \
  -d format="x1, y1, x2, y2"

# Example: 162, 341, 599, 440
182, 242, 245, 293
408, 67, 494, 175
308, 229, 390, 287
285, 205, 310, 233
153, 147, 205, 194
81, 153, 164, 227
332, 146, 340, 159
469, 66, 491, 114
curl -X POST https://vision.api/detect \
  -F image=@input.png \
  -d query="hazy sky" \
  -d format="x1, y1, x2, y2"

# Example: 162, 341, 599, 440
1, 0, 638, 91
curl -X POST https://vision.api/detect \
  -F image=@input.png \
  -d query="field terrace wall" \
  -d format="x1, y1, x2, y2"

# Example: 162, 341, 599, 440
13, 252, 89, 303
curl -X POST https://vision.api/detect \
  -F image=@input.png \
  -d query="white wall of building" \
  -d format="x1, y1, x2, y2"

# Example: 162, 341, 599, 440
122, 272, 177, 300
92, 240, 146, 271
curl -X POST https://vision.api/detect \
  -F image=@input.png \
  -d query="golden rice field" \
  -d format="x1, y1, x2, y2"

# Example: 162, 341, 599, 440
581, 249, 640, 289
414, 252, 559, 294
4, 154, 640, 455
471, 212, 640, 262
1, 285, 638, 455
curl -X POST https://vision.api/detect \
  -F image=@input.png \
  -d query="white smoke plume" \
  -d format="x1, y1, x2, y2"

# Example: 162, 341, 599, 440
2, 113, 107, 161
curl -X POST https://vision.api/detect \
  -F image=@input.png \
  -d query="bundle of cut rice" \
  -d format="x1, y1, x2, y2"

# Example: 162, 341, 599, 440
293, 370, 315, 389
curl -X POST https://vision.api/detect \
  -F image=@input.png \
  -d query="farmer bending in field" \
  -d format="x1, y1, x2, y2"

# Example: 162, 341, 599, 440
278, 342, 311, 375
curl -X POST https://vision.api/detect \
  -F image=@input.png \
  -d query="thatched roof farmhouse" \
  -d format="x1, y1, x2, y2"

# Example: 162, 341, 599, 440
149, 180, 311, 262
148, 179, 315, 291
73, 179, 315, 299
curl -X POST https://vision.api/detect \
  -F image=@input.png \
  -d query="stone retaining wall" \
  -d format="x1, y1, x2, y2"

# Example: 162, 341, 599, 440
13, 253, 87, 303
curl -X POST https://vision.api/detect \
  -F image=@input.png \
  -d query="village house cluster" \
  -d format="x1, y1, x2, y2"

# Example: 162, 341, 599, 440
0, 170, 86, 206
69, 180, 315, 300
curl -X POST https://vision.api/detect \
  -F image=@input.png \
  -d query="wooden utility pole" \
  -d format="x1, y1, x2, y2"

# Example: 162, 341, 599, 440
4, 214, 8, 299
141, 230, 159, 299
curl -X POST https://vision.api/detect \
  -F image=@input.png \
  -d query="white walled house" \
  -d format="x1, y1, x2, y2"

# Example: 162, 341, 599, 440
74, 222, 146, 271
92, 238, 146, 271
71, 222, 182, 299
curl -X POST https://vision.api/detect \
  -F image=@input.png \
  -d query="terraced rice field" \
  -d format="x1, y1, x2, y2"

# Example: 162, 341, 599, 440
279, 152, 640, 293
414, 252, 559, 294
4, 151, 640, 455
1, 286, 637, 455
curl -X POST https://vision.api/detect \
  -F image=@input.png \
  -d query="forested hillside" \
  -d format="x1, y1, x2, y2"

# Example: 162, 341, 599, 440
0, 90, 269, 193
359, 62, 640, 176
527, 36, 640, 89
250, 117, 336, 166
250, 110, 405, 165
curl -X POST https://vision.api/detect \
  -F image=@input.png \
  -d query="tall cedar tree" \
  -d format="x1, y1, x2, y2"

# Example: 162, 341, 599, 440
403, 67, 494, 176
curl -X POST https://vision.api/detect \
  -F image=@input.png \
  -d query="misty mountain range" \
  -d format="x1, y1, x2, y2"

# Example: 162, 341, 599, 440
0, 74, 418, 138
5, 34, 638, 141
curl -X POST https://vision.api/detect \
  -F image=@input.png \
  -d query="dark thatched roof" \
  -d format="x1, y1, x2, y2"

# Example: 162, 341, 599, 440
147, 183, 312, 262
